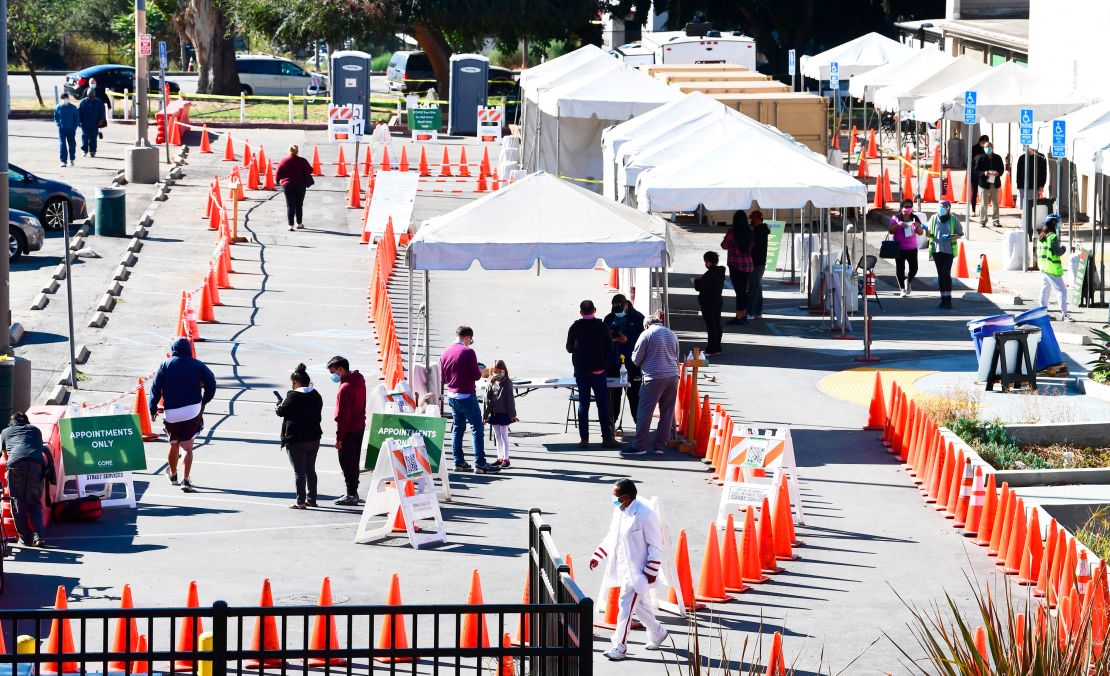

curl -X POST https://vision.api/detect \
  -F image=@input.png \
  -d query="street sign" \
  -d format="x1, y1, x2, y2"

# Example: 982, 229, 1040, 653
787, 49, 796, 77
158, 41, 168, 69
1019, 108, 1034, 146
829, 61, 839, 89
327, 103, 361, 142
963, 90, 977, 124
59, 414, 147, 476
138, 34, 152, 57
407, 106, 441, 143
477, 105, 502, 143
1052, 119, 1067, 158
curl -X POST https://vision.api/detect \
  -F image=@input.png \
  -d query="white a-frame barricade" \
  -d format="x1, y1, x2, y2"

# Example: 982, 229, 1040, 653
715, 427, 804, 529
355, 433, 446, 548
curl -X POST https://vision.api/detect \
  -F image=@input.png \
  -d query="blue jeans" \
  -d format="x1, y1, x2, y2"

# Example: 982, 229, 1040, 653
448, 396, 487, 466
58, 128, 76, 163
575, 372, 612, 442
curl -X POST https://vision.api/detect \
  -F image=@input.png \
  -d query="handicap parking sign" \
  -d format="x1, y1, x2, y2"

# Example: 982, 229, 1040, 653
1019, 108, 1033, 146
1052, 119, 1066, 158
829, 61, 839, 89
963, 91, 977, 124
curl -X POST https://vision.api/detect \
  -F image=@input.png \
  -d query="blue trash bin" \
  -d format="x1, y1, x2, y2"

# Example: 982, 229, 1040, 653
1016, 306, 1064, 371
967, 314, 1015, 360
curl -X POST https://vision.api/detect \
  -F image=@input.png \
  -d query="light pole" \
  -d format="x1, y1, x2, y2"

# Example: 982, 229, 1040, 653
0, 0, 10, 358
124, 0, 159, 183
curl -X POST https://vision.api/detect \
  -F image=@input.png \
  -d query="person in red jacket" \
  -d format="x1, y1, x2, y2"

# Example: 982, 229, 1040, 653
275, 144, 314, 231
327, 356, 366, 505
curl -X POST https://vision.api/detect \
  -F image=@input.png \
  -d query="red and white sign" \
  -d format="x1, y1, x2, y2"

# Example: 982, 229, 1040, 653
477, 105, 502, 144
327, 104, 364, 142
138, 34, 152, 57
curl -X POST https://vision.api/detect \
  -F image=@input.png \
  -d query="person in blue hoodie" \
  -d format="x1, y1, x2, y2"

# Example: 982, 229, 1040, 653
77, 82, 107, 158
149, 338, 217, 492
53, 93, 80, 167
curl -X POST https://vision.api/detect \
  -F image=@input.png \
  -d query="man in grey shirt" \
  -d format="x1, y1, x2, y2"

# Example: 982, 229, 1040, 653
622, 314, 680, 456
1, 411, 51, 547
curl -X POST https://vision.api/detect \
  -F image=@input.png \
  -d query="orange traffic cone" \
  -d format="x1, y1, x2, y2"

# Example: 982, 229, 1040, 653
977, 255, 993, 293
380, 146, 392, 172
1036, 521, 1058, 598
1000, 171, 1016, 208
972, 626, 989, 674
988, 483, 1013, 556
223, 134, 235, 161
335, 146, 348, 177
955, 242, 970, 278
758, 498, 783, 574
942, 168, 955, 202
130, 635, 149, 674
374, 574, 412, 662
40, 586, 78, 673
311, 146, 323, 176
903, 147, 915, 177
109, 585, 139, 671
199, 125, 212, 153
244, 579, 284, 668
1002, 498, 1028, 573
172, 581, 204, 671
362, 146, 373, 174
966, 469, 991, 538
480, 146, 491, 176
565, 553, 576, 580
866, 129, 877, 159
307, 577, 346, 665
134, 379, 158, 441
207, 263, 221, 306
1017, 509, 1043, 585
720, 514, 750, 593
440, 147, 452, 177
264, 162, 275, 190
348, 167, 363, 208
922, 175, 937, 203
459, 147, 471, 177
399, 146, 409, 172
772, 475, 798, 559
931, 145, 941, 175
170, 117, 183, 145
740, 506, 770, 583
499, 633, 516, 676
959, 170, 970, 204
476, 172, 487, 193
694, 524, 734, 603
952, 458, 974, 527
667, 530, 706, 611
764, 631, 786, 676
460, 570, 491, 649
257, 146, 267, 173
864, 371, 885, 430
242, 140, 252, 168
247, 158, 260, 190
873, 170, 886, 209
594, 586, 643, 631
848, 126, 858, 159
492, 169, 501, 191
513, 572, 530, 645
198, 283, 216, 323
418, 146, 430, 177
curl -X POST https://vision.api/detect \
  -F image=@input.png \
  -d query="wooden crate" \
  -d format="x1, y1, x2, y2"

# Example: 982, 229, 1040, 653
640, 63, 750, 78
673, 80, 792, 95
657, 71, 773, 85
708, 92, 829, 155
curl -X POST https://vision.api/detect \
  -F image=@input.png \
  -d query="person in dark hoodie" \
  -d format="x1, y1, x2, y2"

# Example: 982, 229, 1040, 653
276, 363, 323, 509
327, 356, 366, 505
149, 337, 217, 492
695, 251, 726, 355
603, 294, 644, 433
567, 300, 620, 449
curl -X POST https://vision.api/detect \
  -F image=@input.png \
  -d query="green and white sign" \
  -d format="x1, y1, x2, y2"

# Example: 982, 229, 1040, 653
365, 412, 447, 473
765, 220, 787, 271
407, 107, 442, 143
1070, 248, 1091, 307
59, 414, 147, 476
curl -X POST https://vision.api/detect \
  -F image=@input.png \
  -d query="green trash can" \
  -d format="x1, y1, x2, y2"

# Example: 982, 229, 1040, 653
94, 187, 127, 237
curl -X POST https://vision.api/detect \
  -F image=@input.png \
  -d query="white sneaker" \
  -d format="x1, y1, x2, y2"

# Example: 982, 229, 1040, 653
1063, 314, 1076, 322
603, 648, 627, 661
904, 282, 912, 296
645, 629, 668, 650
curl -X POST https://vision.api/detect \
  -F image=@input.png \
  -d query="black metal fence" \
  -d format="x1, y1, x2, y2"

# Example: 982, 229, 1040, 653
0, 510, 591, 675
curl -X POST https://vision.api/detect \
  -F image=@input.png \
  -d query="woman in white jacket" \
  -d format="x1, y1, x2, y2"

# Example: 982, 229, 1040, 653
589, 479, 669, 660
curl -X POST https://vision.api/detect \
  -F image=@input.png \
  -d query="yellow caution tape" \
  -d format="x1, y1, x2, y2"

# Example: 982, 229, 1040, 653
557, 175, 603, 184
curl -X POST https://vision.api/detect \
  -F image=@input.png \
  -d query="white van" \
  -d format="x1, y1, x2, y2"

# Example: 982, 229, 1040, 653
235, 54, 327, 96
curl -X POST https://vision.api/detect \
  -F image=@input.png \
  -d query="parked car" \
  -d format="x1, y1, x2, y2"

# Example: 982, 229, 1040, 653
64, 64, 180, 101
8, 165, 87, 231
386, 51, 435, 93
235, 54, 327, 96
8, 209, 45, 261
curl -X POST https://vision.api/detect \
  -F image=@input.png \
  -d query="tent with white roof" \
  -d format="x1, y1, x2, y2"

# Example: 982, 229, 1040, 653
847, 48, 952, 101
800, 32, 912, 81
872, 54, 989, 115
914, 61, 1092, 123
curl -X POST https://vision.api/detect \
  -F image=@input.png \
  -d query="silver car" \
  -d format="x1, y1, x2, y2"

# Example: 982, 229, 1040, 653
10, 208, 45, 260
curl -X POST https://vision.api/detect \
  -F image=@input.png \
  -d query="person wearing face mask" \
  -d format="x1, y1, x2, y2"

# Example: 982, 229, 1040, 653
440, 327, 501, 473
567, 300, 620, 450
747, 210, 770, 320
973, 140, 1005, 227
326, 356, 367, 504
888, 198, 925, 296
1038, 214, 1073, 321
590, 479, 668, 661
603, 295, 644, 434
927, 200, 964, 309
276, 363, 323, 509
970, 134, 990, 211
77, 80, 107, 158
483, 359, 517, 468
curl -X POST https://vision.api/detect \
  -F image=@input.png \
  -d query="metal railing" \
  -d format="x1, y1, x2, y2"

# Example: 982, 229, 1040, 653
0, 511, 592, 674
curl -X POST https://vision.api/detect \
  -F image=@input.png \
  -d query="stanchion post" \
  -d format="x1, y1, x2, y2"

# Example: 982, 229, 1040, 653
239, 93, 245, 123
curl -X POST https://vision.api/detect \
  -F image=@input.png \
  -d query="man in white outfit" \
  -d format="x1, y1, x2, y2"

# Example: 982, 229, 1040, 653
589, 479, 668, 660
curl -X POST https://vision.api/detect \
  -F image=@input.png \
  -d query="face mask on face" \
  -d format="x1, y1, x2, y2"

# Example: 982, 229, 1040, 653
330, 373, 341, 383
939, 207, 949, 217
985, 147, 992, 155
615, 311, 626, 318
613, 498, 622, 507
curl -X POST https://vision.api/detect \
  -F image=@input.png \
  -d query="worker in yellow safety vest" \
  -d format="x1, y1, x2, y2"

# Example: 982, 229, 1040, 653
1037, 214, 1072, 321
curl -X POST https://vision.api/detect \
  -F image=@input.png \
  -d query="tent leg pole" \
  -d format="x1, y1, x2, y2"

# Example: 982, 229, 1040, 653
407, 265, 414, 377
423, 271, 430, 375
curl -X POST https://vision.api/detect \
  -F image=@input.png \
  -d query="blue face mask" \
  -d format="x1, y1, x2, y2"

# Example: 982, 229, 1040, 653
615, 311, 626, 318
613, 498, 622, 506
330, 373, 341, 383
939, 207, 948, 217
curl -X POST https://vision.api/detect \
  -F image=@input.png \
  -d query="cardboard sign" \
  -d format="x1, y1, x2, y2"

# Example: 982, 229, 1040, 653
58, 414, 146, 476
365, 412, 446, 473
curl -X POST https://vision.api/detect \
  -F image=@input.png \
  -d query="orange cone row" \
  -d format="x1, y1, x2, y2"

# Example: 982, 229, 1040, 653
366, 218, 406, 388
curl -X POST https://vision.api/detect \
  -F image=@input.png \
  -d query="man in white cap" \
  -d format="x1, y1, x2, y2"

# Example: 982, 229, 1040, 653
589, 478, 668, 660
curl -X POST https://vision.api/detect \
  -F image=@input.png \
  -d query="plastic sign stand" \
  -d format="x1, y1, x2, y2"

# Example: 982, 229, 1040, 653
716, 427, 805, 529
72, 471, 137, 509
477, 106, 503, 144
644, 496, 687, 619
355, 434, 446, 548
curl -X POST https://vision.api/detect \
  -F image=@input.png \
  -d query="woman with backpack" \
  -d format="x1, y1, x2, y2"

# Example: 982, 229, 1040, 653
1, 412, 52, 547
276, 364, 324, 509
888, 198, 925, 296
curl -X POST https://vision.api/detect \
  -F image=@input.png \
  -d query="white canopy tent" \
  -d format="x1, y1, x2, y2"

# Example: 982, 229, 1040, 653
518, 44, 607, 92
800, 32, 912, 81
531, 63, 681, 188
601, 92, 724, 201
914, 61, 1092, 124
1033, 101, 1110, 169
872, 54, 989, 115
407, 172, 674, 368
847, 48, 952, 101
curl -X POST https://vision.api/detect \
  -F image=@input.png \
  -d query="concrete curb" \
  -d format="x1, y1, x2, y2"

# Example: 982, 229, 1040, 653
45, 384, 68, 405
29, 293, 49, 310
1057, 331, 1093, 346
114, 265, 131, 281
121, 252, 138, 267
76, 344, 90, 364
42, 279, 59, 294
97, 292, 116, 313
128, 237, 143, 253
1005, 420, 1110, 447
10, 323, 25, 346
53, 263, 67, 280
88, 312, 108, 328
995, 467, 1110, 487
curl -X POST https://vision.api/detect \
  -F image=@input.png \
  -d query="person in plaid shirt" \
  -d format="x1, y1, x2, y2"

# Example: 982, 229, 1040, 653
720, 211, 754, 325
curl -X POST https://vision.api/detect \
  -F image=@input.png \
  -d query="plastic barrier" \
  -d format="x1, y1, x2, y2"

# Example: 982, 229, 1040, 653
967, 314, 1015, 360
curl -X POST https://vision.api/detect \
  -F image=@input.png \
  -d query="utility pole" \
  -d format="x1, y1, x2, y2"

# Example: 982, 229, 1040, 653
124, 0, 159, 183
0, 0, 10, 357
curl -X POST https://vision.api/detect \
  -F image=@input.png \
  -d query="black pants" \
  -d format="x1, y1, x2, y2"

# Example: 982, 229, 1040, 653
608, 361, 642, 426
80, 125, 99, 156
971, 180, 979, 210
337, 430, 364, 497
7, 461, 45, 543
895, 248, 919, 288
727, 265, 750, 314
283, 183, 306, 226
285, 440, 319, 504
701, 304, 723, 353
934, 252, 954, 297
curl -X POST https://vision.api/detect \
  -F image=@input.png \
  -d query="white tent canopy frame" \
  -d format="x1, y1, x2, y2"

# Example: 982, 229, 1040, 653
800, 32, 912, 81
405, 172, 675, 374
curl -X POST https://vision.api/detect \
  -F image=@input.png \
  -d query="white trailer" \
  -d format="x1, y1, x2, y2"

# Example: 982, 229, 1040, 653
638, 28, 757, 70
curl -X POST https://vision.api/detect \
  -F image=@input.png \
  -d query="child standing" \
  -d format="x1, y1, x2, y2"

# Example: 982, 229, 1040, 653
484, 360, 518, 468
694, 251, 726, 355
